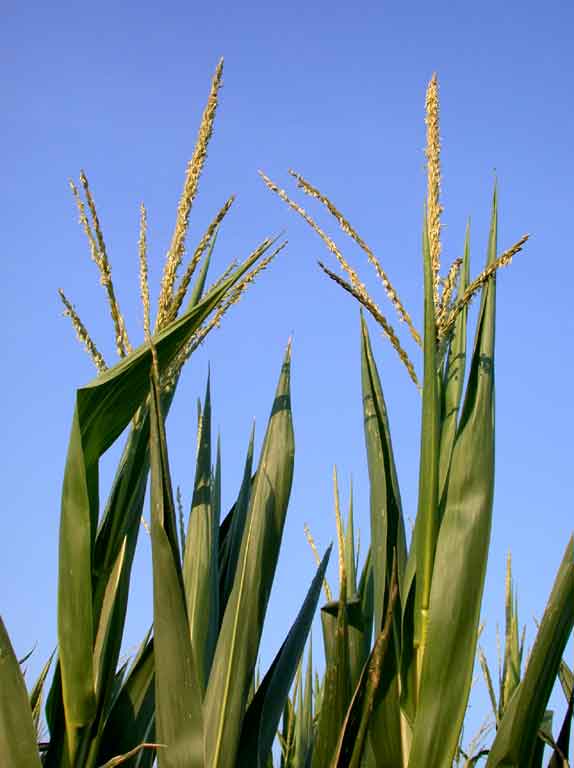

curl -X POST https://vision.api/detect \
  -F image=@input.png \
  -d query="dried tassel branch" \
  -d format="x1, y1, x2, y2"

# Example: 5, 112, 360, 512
167, 194, 235, 324
319, 261, 421, 389
259, 171, 365, 293
69, 179, 100, 267
78, 171, 131, 357
304, 523, 333, 602
440, 234, 529, 337
436, 256, 463, 330
289, 169, 422, 347
162, 241, 286, 390
332, 466, 346, 591
58, 289, 107, 374
203, 259, 238, 296
138, 203, 151, 340
425, 73, 443, 311
157, 58, 224, 328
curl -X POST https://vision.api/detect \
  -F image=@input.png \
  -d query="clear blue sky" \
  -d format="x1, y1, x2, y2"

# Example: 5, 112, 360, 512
3, 0, 573, 751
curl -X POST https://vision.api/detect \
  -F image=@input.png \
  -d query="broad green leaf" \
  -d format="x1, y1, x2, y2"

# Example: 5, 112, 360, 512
186, 231, 215, 311
219, 425, 255, 618
438, 222, 470, 498
414, 210, 440, 658
204, 344, 295, 768
98, 634, 155, 766
357, 548, 374, 661
30, 650, 54, 735
183, 376, 219, 692
500, 554, 522, 718
332, 557, 399, 768
548, 686, 573, 768
359, 316, 407, 764
93, 537, 127, 701
57, 253, 261, 759
98, 742, 163, 768
530, 710, 553, 768
43, 662, 66, 767
236, 545, 331, 767
345, 485, 357, 597
408, 192, 498, 768
558, 660, 573, 703
93, 229, 213, 610
279, 696, 296, 767
320, 598, 365, 687
360, 314, 406, 632
294, 640, 314, 768
312, 577, 351, 768
0, 616, 42, 767
479, 647, 499, 723
149, 367, 204, 768
486, 537, 574, 768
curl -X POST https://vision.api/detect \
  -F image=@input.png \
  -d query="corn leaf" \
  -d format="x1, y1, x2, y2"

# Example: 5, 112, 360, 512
149, 366, 204, 768
408, 193, 498, 768
486, 537, 574, 768
98, 742, 163, 768
57, 252, 262, 759
219, 426, 255, 618
414, 210, 440, 656
547, 686, 573, 767
558, 660, 573, 703
98, 634, 155, 766
360, 315, 407, 766
30, 650, 54, 736
360, 314, 406, 629
332, 557, 399, 768
293, 641, 315, 768
236, 545, 332, 767
0, 616, 42, 767
204, 344, 295, 768
183, 376, 219, 692
312, 577, 351, 768
438, 223, 470, 498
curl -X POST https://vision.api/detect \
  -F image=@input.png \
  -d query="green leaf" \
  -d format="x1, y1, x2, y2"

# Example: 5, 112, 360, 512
0, 616, 42, 767
359, 316, 408, 763
294, 640, 315, 768
486, 537, 574, 768
500, 554, 522, 718
57, 254, 261, 760
332, 556, 399, 768
344, 484, 357, 596
149, 366, 204, 768
438, 222, 470, 498
182, 375, 219, 692
98, 634, 155, 766
30, 650, 54, 736
313, 576, 351, 768
408, 192, 498, 768
360, 314, 406, 632
236, 545, 332, 767
219, 426, 255, 619
98, 742, 164, 768
558, 660, 573, 703
548, 686, 573, 768
414, 209, 440, 658
204, 344, 295, 768
530, 710, 553, 768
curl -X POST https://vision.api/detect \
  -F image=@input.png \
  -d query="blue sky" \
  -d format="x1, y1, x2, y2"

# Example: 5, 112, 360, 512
3, 0, 573, 752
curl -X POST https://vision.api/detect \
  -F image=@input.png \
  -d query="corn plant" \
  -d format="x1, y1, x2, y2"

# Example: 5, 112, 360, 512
263, 74, 574, 767
0, 60, 331, 768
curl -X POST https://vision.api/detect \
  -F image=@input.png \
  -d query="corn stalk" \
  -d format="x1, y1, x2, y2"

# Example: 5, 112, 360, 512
263, 74, 573, 768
